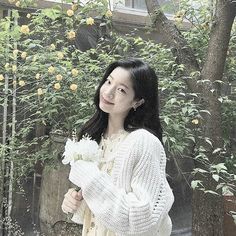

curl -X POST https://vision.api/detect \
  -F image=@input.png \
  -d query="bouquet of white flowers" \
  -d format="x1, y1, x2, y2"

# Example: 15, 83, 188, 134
62, 134, 101, 223
62, 135, 101, 165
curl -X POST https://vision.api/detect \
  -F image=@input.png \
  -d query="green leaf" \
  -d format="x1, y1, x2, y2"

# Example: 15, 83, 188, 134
204, 190, 219, 195
12, 10, 20, 19
182, 107, 188, 114
200, 109, 211, 115
212, 163, 228, 173
195, 168, 208, 173
164, 117, 170, 125
169, 98, 177, 104
162, 136, 167, 145
191, 180, 202, 190
187, 136, 195, 142
222, 186, 234, 196
205, 138, 213, 147
216, 183, 224, 190
230, 212, 236, 225
212, 174, 219, 182
212, 148, 221, 154
214, 80, 224, 84
41, 9, 61, 20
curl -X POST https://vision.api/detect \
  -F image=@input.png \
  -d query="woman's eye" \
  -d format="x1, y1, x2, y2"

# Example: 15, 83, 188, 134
118, 88, 126, 94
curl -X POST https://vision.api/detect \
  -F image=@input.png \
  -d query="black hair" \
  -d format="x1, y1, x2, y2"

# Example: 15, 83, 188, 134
78, 58, 163, 143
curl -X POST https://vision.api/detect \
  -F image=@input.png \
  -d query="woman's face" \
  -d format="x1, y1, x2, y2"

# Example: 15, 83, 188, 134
99, 67, 137, 119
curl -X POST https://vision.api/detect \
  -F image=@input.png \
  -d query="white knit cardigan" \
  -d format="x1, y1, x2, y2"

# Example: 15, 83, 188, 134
69, 129, 174, 236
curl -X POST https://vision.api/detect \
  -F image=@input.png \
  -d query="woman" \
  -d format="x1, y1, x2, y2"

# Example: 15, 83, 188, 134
61, 58, 174, 235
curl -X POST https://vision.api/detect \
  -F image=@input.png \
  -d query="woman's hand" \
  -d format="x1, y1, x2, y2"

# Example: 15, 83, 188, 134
61, 188, 83, 214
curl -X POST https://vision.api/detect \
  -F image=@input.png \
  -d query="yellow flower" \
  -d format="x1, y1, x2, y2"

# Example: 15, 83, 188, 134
21, 51, 27, 59
12, 65, 17, 73
67, 9, 74, 17
175, 10, 185, 18
48, 66, 55, 74
54, 83, 61, 90
0, 74, 4, 81
67, 31, 76, 40
71, 68, 78, 77
86, 17, 94, 25
37, 88, 43, 96
50, 44, 56, 50
105, 10, 112, 17
192, 119, 199, 125
201, 22, 209, 30
15, 1, 20, 7
174, 16, 183, 23
13, 49, 19, 57
19, 80, 25, 86
57, 52, 64, 59
35, 73, 40, 79
20, 25, 30, 34
5, 63, 10, 70
56, 74, 63, 81
26, 13, 31, 19
32, 55, 37, 62
71, 3, 78, 11
70, 83, 78, 91
174, 11, 185, 24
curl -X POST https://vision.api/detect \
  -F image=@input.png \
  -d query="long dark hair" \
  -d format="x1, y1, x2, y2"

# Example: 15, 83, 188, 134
78, 58, 163, 143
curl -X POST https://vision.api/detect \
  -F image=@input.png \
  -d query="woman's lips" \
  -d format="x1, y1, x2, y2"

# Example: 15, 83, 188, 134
101, 96, 114, 105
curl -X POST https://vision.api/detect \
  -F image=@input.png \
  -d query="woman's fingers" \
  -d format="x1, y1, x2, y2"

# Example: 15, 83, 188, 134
61, 188, 83, 214
71, 189, 83, 201
68, 190, 82, 204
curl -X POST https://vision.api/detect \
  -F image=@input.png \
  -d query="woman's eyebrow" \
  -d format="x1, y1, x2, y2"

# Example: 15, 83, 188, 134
120, 83, 129, 90
109, 75, 130, 90
109, 74, 115, 80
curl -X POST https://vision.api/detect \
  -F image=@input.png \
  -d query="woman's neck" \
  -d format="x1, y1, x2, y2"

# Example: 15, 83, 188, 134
105, 115, 125, 138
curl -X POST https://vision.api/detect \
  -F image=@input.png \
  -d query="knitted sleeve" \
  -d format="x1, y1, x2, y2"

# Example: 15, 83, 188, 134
69, 129, 174, 235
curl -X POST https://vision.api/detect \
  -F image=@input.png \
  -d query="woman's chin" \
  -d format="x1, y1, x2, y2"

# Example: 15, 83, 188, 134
99, 103, 109, 113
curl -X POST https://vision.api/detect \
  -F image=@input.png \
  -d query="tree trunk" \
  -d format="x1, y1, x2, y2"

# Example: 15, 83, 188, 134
145, 0, 236, 235
39, 131, 82, 236
200, 0, 235, 147
192, 1, 236, 235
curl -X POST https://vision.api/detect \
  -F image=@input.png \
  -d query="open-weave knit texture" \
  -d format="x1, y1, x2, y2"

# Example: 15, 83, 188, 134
69, 129, 174, 236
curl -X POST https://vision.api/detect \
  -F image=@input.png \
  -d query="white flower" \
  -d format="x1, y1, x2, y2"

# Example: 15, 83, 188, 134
62, 136, 101, 165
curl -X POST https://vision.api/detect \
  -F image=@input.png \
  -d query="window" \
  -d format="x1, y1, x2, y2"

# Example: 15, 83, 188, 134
122, 0, 180, 14
125, 0, 146, 10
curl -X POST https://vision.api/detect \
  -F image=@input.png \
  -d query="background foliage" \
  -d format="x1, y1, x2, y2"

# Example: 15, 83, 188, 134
0, 0, 235, 232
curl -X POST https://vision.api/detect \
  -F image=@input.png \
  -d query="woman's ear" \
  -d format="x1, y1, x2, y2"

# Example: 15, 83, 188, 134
133, 98, 145, 110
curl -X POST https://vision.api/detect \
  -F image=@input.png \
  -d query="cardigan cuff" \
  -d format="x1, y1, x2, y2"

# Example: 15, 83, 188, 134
69, 160, 101, 189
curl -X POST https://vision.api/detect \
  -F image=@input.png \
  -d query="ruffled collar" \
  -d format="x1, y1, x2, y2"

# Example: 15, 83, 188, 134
101, 129, 128, 142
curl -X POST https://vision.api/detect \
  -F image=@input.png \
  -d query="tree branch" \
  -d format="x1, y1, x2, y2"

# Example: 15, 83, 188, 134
145, 0, 200, 93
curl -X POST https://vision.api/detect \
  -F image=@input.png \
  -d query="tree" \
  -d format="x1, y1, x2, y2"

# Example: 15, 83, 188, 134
145, 0, 236, 235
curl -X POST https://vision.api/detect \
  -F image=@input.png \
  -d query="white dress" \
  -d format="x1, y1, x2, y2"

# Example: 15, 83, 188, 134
82, 130, 129, 236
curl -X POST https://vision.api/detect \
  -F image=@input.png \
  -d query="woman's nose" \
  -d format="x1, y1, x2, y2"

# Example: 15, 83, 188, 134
105, 88, 115, 99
